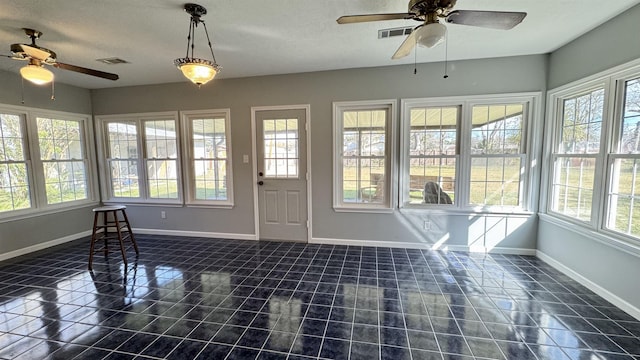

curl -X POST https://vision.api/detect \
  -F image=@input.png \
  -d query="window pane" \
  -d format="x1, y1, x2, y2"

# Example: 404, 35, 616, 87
110, 160, 139, 197
341, 108, 388, 205
607, 159, 640, 238
194, 159, 227, 200
43, 161, 87, 204
559, 89, 604, 154
469, 104, 525, 207
145, 120, 177, 159
551, 157, 596, 221
619, 78, 640, 154
37, 118, 83, 160
0, 114, 25, 161
108, 122, 138, 159
0, 163, 31, 212
470, 157, 522, 206
471, 104, 523, 154
264, 118, 299, 178
407, 107, 457, 205
191, 117, 228, 201
147, 160, 178, 199
343, 158, 385, 204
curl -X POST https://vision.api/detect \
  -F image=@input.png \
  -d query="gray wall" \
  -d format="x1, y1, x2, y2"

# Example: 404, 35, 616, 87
540, 4, 640, 311
548, 3, 640, 89
0, 70, 96, 256
91, 54, 547, 250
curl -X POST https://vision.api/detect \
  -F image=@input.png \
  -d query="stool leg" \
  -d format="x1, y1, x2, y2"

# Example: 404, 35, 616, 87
88, 211, 99, 270
113, 211, 128, 268
121, 209, 139, 255
103, 211, 109, 255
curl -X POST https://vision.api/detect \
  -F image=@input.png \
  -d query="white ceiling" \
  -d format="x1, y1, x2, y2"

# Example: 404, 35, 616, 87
1, 0, 639, 89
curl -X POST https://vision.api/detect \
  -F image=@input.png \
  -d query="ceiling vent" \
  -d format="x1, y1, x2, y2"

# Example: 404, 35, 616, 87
96, 57, 129, 65
378, 26, 414, 39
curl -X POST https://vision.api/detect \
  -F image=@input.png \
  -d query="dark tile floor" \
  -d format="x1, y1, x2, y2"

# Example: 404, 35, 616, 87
1, 235, 639, 360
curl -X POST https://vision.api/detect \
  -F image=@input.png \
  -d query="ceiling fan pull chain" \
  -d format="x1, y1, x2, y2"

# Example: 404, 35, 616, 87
51, 80, 55, 101
413, 35, 418, 75
20, 77, 25, 104
443, 30, 449, 79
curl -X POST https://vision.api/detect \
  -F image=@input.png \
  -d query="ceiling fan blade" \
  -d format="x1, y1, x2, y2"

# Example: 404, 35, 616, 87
337, 13, 415, 24
53, 62, 119, 81
392, 27, 419, 60
445, 10, 527, 30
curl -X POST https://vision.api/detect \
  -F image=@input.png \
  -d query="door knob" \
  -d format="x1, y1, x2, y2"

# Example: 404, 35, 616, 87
257, 181, 264, 186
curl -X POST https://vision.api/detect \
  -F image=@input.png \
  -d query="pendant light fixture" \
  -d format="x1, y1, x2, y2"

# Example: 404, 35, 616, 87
174, 3, 221, 87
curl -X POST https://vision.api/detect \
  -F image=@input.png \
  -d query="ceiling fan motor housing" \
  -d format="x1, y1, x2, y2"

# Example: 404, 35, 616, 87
409, 0, 456, 15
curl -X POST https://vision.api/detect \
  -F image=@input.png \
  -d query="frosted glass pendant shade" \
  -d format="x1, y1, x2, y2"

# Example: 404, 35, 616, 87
416, 22, 447, 48
20, 64, 54, 85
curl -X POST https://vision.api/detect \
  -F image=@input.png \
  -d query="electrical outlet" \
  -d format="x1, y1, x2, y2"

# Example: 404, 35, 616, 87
423, 220, 431, 230
161, 211, 166, 219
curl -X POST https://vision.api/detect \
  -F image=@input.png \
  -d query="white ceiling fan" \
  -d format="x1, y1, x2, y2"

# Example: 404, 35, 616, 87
337, 0, 527, 59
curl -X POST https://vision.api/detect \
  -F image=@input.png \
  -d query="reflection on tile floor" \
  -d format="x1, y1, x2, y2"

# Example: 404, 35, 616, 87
0, 235, 639, 360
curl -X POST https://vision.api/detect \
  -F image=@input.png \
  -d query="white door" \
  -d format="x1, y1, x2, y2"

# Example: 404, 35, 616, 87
255, 108, 308, 241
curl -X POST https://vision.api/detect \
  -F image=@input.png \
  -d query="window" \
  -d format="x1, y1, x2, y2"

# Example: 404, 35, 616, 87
549, 87, 605, 222
545, 60, 640, 244
97, 112, 181, 204
182, 109, 233, 207
36, 117, 89, 204
606, 76, 640, 238
405, 106, 458, 205
0, 112, 30, 213
0, 105, 95, 218
401, 94, 537, 210
470, 104, 526, 207
333, 100, 396, 211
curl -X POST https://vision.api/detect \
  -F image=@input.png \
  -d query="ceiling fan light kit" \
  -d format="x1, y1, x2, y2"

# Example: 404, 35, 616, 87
416, 22, 447, 48
174, 3, 221, 87
20, 62, 54, 85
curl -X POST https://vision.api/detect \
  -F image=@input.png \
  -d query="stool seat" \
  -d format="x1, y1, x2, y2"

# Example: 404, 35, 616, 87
89, 205, 139, 270
93, 205, 127, 212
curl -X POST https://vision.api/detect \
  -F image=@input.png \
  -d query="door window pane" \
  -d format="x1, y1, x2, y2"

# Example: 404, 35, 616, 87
263, 118, 299, 178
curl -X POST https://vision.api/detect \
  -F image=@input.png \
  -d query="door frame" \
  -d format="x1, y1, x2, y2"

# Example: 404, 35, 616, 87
251, 104, 312, 242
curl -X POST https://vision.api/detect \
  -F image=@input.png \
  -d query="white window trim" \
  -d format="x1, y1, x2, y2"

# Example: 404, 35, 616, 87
0, 104, 98, 221
400, 93, 541, 213
541, 57, 640, 247
333, 99, 397, 213
95, 111, 182, 205
180, 109, 234, 208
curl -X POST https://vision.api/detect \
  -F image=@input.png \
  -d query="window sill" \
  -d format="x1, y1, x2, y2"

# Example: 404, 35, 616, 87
0, 200, 100, 223
186, 203, 234, 209
399, 205, 533, 217
103, 200, 184, 207
539, 213, 640, 258
333, 206, 394, 214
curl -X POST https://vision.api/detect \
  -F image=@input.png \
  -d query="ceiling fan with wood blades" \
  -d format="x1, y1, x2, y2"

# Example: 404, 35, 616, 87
337, 0, 527, 60
4, 28, 119, 85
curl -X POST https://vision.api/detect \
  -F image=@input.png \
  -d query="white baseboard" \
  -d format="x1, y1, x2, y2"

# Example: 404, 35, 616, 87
310, 237, 536, 255
536, 250, 640, 321
0, 230, 93, 262
133, 228, 258, 241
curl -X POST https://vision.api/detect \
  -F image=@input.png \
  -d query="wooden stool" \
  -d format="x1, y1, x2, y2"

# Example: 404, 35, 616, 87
89, 205, 139, 270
